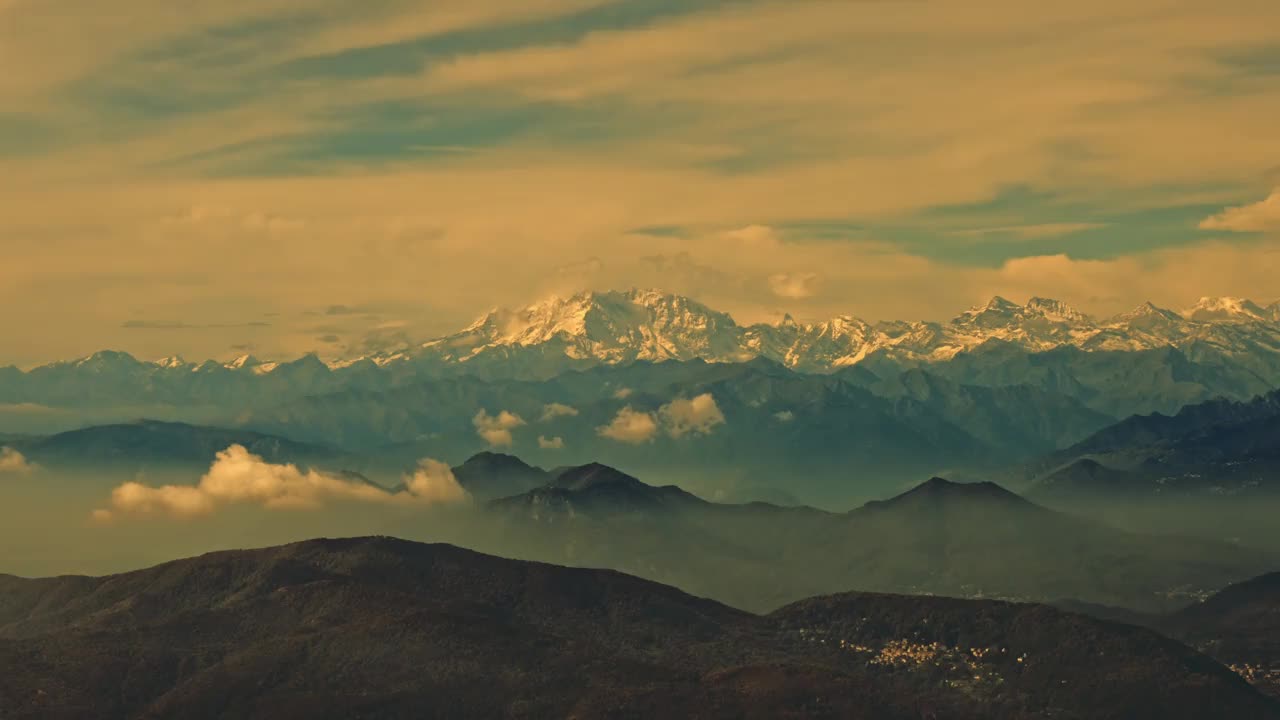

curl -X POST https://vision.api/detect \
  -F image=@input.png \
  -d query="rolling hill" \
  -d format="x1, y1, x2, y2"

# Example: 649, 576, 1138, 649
0, 537, 1274, 720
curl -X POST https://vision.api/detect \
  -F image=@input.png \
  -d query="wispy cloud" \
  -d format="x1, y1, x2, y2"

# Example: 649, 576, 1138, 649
539, 402, 579, 422
4, 0, 1280, 365
947, 223, 1108, 240
122, 320, 272, 330
768, 272, 820, 299
1200, 189, 1280, 232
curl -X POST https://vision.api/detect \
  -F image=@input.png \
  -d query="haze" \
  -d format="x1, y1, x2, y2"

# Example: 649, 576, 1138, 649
3, 0, 1280, 367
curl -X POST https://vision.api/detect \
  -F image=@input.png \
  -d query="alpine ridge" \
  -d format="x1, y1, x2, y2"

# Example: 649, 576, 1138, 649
13, 290, 1280, 380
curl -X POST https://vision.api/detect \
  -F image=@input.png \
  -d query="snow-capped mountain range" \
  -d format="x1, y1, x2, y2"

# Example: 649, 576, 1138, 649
10, 290, 1280, 379
357, 289, 1280, 373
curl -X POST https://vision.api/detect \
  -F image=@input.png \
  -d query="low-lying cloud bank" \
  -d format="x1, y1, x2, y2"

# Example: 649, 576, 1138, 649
92, 445, 467, 522
597, 393, 726, 444
0, 447, 33, 474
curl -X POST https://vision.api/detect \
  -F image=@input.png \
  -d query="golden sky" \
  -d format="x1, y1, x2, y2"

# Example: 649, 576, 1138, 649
2, 0, 1279, 365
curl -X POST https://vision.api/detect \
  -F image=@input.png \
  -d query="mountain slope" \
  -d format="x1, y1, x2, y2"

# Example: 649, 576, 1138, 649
0, 537, 1273, 720
475, 463, 1275, 613
1162, 571, 1280, 699
7, 291, 1280, 412
1018, 389, 1280, 500
371, 291, 1280, 384
10, 420, 343, 475
491, 462, 708, 518
448, 451, 550, 501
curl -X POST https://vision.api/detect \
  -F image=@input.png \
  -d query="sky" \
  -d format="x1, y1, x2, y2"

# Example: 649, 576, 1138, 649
3, 0, 1280, 367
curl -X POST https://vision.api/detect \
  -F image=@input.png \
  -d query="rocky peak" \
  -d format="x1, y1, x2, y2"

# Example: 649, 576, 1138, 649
1182, 297, 1269, 324
1024, 297, 1089, 323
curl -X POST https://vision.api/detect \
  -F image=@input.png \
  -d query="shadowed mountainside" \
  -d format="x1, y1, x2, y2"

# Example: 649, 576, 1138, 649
1161, 571, 1280, 699
470, 461, 1275, 613
0, 537, 1275, 720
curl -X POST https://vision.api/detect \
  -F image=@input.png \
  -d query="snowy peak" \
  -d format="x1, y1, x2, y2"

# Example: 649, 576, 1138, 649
154, 356, 188, 369
421, 289, 746, 365
21, 291, 1280, 381
225, 354, 263, 370
1111, 302, 1183, 326
953, 296, 1023, 327
952, 296, 1088, 329
223, 354, 288, 375
1182, 297, 1270, 324
1025, 297, 1090, 323
74, 350, 140, 367
396, 290, 1280, 374
455, 290, 733, 343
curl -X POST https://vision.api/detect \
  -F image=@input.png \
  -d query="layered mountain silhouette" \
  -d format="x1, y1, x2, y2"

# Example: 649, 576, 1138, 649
5, 290, 1279, 421
5, 359, 1127, 505
490, 462, 707, 516
1019, 388, 1280, 501
1060, 569, 1280, 701
1162, 571, 1280, 699
7, 420, 344, 477
6, 291, 1280, 501
465, 458, 1274, 613
0, 537, 1274, 720
448, 451, 549, 501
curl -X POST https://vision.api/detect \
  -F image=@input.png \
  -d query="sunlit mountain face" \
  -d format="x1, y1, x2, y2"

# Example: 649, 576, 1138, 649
5, 0, 1280, 716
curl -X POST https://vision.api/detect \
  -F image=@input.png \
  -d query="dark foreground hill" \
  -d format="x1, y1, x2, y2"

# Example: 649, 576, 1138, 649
1161, 571, 1280, 699
0, 537, 1275, 720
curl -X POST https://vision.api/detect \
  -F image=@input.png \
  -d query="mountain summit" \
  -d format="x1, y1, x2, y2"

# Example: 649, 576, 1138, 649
424, 289, 748, 365
364, 290, 1280, 376
7, 291, 1280, 395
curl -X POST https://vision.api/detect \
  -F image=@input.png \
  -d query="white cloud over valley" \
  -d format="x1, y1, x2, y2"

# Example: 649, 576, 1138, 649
92, 445, 467, 521
660, 394, 726, 438
599, 394, 727, 443
597, 406, 660, 444
473, 409, 527, 447
0, 447, 33, 474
